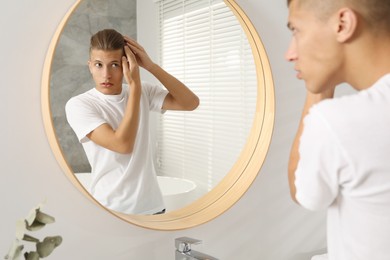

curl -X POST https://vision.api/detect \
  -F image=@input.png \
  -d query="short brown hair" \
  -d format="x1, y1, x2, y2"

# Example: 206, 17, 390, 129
89, 29, 125, 54
353, 0, 390, 33
287, 0, 390, 33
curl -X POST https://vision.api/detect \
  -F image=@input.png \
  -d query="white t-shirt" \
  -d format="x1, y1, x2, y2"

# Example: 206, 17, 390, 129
65, 81, 168, 215
295, 74, 390, 260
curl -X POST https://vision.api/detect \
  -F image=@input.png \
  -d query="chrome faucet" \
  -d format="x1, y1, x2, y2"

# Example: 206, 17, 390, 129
175, 237, 218, 260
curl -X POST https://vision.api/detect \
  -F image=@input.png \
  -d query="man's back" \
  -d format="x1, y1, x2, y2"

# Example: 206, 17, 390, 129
295, 74, 390, 259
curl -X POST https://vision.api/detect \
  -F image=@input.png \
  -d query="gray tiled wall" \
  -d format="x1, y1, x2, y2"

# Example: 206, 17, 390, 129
50, 0, 137, 172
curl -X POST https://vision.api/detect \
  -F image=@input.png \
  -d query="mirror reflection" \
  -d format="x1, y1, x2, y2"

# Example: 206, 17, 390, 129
65, 29, 199, 215
50, 0, 258, 215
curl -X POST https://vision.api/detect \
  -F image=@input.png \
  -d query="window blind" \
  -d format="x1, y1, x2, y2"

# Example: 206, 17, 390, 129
156, 0, 257, 199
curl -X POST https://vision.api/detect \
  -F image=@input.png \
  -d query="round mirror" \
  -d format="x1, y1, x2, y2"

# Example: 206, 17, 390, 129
42, 0, 274, 230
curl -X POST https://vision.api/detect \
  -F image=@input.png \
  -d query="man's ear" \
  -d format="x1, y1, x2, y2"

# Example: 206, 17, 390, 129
335, 7, 358, 43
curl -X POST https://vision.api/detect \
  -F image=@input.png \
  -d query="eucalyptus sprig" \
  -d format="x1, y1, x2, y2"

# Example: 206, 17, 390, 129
5, 203, 62, 260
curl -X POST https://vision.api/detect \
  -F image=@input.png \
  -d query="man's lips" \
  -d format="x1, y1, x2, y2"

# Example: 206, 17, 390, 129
101, 82, 113, 87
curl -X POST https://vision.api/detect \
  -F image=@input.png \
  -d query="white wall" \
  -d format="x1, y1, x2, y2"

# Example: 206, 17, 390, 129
0, 1, 329, 259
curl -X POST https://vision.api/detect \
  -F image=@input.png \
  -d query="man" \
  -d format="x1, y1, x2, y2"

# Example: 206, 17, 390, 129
66, 29, 199, 215
286, 0, 390, 259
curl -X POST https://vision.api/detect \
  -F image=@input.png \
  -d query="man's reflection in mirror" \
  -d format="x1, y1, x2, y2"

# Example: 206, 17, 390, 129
65, 29, 199, 215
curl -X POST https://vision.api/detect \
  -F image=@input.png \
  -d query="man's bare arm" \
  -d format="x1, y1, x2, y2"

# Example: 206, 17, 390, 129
87, 45, 141, 154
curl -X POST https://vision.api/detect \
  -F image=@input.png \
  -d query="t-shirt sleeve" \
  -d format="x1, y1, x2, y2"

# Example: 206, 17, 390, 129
295, 107, 347, 211
142, 81, 169, 112
65, 97, 106, 143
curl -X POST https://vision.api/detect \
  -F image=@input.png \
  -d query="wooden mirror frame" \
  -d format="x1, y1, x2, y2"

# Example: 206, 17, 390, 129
41, 0, 275, 230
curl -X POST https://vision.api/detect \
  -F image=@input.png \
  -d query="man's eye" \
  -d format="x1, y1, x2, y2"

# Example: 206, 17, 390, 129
94, 63, 102, 68
112, 63, 120, 68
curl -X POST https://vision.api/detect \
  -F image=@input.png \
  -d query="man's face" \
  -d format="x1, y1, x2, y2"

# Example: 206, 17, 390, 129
285, 0, 342, 93
88, 49, 124, 95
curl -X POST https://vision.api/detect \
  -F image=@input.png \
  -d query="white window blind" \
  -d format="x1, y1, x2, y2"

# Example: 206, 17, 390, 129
156, 0, 257, 198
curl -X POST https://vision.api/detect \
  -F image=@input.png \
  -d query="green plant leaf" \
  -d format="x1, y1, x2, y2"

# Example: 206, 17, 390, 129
25, 207, 40, 226
35, 211, 55, 225
24, 251, 40, 260
25, 220, 46, 232
24, 203, 55, 231
36, 236, 62, 258
22, 234, 40, 243
4, 239, 24, 260
15, 219, 27, 240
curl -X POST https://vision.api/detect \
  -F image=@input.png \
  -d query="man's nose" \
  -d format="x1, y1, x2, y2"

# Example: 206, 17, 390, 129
103, 67, 112, 79
285, 39, 297, 62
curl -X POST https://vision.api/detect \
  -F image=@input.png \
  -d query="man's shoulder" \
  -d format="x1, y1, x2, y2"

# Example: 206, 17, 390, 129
318, 74, 390, 110
310, 92, 356, 118
66, 89, 97, 111
68, 88, 98, 102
